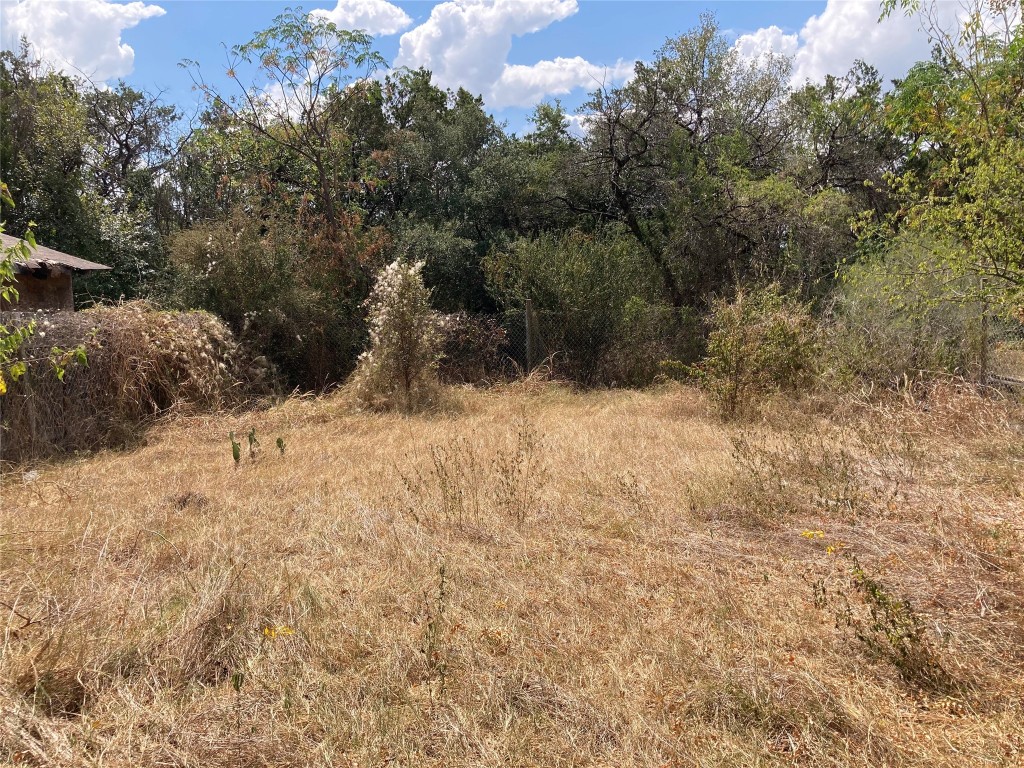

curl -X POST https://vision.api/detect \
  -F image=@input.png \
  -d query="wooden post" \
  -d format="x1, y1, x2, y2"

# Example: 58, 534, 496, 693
525, 298, 535, 372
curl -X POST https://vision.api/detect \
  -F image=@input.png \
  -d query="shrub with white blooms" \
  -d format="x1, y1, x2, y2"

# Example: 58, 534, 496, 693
353, 259, 442, 411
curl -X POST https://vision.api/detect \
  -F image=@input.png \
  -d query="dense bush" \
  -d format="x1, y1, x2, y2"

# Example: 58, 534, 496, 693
390, 220, 489, 313
687, 284, 817, 418
0, 302, 266, 461
825, 237, 983, 387
485, 227, 693, 385
351, 260, 442, 412
436, 312, 509, 384
167, 210, 375, 391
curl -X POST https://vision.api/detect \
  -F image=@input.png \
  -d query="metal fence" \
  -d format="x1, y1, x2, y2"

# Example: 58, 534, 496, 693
441, 302, 1024, 390
437, 299, 696, 387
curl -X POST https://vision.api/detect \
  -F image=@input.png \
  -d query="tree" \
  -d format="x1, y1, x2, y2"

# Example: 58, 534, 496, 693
581, 14, 799, 307
0, 45, 91, 249
790, 61, 902, 216
1, 45, 177, 303
182, 8, 384, 239
877, 0, 1023, 313
172, 9, 395, 387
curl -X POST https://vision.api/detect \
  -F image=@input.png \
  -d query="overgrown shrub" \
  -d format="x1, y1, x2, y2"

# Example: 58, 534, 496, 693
485, 227, 691, 385
351, 259, 442, 412
436, 312, 508, 384
825, 237, 983, 387
0, 301, 266, 461
688, 284, 817, 417
167, 209, 376, 390
390, 220, 488, 313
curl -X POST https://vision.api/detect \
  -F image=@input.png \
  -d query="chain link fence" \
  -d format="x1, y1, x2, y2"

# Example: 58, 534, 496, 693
990, 315, 1024, 385
438, 302, 1024, 390
438, 300, 700, 387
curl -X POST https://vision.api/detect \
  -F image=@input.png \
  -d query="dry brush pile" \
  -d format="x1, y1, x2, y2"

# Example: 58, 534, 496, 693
0, 301, 269, 461
0, 384, 1022, 766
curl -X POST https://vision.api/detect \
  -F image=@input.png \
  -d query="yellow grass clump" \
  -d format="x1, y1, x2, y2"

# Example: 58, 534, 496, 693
0, 301, 269, 462
1, 383, 1022, 766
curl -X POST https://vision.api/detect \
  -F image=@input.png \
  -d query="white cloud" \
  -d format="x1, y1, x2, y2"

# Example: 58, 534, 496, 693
734, 0, 967, 87
733, 25, 798, 64
563, 112, 595, 138
312, 0, 413, 36
496, 56, 633, 109
0, 0, 165, 82
394, 0, 632, 109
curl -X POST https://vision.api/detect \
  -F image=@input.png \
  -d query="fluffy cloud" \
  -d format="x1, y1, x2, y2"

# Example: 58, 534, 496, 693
563, 112, 595, 138
0, 0, 165, 81
735, 0, 964, 86
311, 0, 412, 36
497, 56, 634, 108
395, 0, 631, 109
733, 25, 798, 64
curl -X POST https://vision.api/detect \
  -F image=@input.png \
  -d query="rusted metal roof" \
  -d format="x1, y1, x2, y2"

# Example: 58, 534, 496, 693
1, 233, 111, 272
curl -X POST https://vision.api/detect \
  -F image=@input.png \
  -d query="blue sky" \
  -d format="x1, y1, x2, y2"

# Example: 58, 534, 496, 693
0, 0, 956, 133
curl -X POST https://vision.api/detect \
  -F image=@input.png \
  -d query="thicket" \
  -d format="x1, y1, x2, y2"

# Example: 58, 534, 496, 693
485, 228, 697, 385
167, 211, 375, 390
0, 2, 1019, 398
826, 237, 985, 387
0, 303, 265, 461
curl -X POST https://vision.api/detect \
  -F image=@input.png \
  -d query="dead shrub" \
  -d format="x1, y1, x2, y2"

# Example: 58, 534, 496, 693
0, 301, 268, 461
436, 312, 508, 385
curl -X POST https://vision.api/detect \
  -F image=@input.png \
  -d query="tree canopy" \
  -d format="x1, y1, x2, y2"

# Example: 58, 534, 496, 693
0, 2, 1020, 388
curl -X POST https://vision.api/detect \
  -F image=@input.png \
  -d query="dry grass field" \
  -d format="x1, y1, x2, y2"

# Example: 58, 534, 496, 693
1, 383, 1023, 767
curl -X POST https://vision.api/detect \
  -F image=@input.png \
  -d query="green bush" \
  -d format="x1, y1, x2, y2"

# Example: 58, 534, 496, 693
826, 236, 983, 388
484, 227, 692, 385
690, 283, 817, 417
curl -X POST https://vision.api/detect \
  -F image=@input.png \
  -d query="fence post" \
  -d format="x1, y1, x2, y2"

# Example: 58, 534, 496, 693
979, 275, 989, 385
525, 298, 535, 372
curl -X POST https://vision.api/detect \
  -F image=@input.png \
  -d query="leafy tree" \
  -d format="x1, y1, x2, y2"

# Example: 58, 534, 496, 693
1, 45, 177, 303
0, 45, 92, 249
790, 61, 902, 216
172, 9, 394, 386
182, 7, 384, 239
878, 0, 1023, 313
581, 14, 799, 306
85, 82, 178, 209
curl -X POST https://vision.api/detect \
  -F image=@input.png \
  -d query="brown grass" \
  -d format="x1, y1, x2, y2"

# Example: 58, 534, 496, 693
0, 302, 269, 462
1, 383, 1022, 766
993, 340, 1024, 380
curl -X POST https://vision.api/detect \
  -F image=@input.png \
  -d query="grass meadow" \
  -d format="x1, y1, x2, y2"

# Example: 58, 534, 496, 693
2, 383, 1022, 766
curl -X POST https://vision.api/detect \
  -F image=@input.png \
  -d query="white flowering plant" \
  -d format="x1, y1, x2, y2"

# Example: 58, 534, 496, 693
353, 259, 443, 412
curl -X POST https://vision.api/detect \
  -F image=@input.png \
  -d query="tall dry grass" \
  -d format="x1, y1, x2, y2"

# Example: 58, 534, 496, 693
1, 383, 1022, 766
0, 302, 269, 462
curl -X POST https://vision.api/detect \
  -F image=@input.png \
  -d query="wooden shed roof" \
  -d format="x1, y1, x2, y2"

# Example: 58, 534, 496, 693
1, 233, 111, 272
